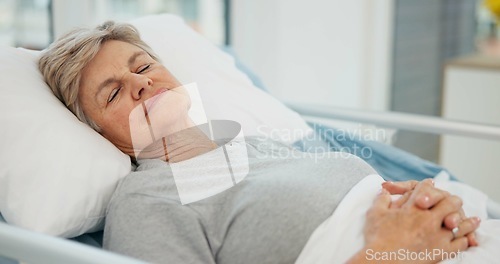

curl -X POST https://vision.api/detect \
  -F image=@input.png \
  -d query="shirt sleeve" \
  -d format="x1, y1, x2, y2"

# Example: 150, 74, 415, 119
103, 193, 215, 264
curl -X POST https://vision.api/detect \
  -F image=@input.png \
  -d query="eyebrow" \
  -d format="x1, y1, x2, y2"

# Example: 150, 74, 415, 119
128, 51, 146, 67
94, 51, 147, 104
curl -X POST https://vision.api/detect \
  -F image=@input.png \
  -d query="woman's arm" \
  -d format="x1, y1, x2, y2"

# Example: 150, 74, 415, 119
347, 181, 480, 264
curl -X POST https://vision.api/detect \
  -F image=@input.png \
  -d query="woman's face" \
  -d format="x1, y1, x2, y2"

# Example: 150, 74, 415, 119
79, 40, 191, 157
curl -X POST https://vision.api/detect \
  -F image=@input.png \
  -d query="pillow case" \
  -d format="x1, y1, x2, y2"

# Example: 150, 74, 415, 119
0, 14, 312, 238
0, 47, 132, 237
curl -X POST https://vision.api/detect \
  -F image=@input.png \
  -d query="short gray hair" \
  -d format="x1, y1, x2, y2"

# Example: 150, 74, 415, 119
39, 21, 159, 131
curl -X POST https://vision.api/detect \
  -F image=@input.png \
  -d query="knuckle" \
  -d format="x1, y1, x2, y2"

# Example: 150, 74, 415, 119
445, 213, 459, 225
404, 182, 417, 191
422, 178, 434, 185
420, 182, 432, 190
414, 184, 431, 196
451, 195, 463, 207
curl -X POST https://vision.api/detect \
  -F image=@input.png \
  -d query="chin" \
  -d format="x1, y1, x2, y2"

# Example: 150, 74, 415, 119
129, 93, 193, 151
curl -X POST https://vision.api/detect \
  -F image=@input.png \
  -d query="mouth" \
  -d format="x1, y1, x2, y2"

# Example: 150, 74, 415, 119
143, 88, 168, 116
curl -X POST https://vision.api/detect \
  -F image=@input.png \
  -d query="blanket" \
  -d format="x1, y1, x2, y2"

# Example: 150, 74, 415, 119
296, 172, 500, 263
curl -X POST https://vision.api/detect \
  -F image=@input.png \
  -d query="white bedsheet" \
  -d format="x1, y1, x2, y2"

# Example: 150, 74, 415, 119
296, 172, 500, 264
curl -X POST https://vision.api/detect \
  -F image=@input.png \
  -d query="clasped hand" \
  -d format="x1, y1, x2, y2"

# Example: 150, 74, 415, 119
353, 179, 481, 264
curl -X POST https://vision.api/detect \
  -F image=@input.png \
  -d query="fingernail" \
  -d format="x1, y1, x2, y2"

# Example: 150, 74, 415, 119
422, 195, 430, 204
473, 217, 482, 224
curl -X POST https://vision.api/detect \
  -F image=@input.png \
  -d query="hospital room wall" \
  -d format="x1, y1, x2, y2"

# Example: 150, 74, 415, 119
230, 0, 394, 112
231, 0, 480, 163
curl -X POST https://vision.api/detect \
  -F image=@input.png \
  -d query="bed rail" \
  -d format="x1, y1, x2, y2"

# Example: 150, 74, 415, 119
0, 221, 145, 264
287, 103, 500, 141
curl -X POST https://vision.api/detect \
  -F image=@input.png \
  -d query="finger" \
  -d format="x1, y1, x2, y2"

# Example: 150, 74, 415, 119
409, 182, 450, 209
444, 208, 467, 230
431, 195, 463, 219
467, 232, 479, 247
452, 217, 481, 239
448, 236, 469, 254
371, 188, 392, 211
390, 190, 412, 209
382, 180, 419, 195
444, 212, 462, 229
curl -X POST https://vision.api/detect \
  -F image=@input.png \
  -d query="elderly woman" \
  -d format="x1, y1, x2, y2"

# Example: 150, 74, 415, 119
38, 21, 480, 264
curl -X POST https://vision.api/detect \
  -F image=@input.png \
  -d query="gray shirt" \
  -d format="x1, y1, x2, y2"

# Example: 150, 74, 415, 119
103, 138, 376, 264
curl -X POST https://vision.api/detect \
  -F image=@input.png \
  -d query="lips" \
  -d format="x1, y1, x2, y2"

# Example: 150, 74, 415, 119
144, 88, 168, 116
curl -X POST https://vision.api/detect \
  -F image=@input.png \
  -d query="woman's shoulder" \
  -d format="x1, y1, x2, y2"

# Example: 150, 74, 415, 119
109, 159, 179, 205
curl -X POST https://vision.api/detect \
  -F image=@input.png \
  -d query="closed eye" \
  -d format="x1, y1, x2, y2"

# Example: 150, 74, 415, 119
137, 64, 151, 74
107, 87, 121, 103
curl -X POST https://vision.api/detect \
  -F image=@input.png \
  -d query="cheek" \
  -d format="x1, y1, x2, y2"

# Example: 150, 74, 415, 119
100, 107, 133, 141
155, 68, 180, 87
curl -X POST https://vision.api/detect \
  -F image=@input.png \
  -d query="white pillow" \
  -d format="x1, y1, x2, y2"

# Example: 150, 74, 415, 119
0, 14, 312, 238
0, 47, 132, 237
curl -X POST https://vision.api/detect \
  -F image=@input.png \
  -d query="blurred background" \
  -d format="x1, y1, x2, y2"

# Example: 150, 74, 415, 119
0, 0, 226, 48
1, 0, 499, 197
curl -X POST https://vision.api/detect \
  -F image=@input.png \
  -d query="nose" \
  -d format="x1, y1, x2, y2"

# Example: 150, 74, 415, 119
126, 73, 153, 100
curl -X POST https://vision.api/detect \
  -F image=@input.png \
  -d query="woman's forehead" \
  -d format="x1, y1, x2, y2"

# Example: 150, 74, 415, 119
83, 41, 148, 80
96, 40, 146, 63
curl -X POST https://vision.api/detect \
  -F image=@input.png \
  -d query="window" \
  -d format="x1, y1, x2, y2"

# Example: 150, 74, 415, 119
0, 0, 51, 49
0, 0, 226, 49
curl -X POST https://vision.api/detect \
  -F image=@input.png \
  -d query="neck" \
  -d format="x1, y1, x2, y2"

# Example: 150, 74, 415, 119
136, 123, 218, 163
163, 125, 218, 162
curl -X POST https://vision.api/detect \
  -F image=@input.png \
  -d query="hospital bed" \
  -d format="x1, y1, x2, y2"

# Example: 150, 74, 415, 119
1, 107, 500, 264
1, 13, 500, 264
